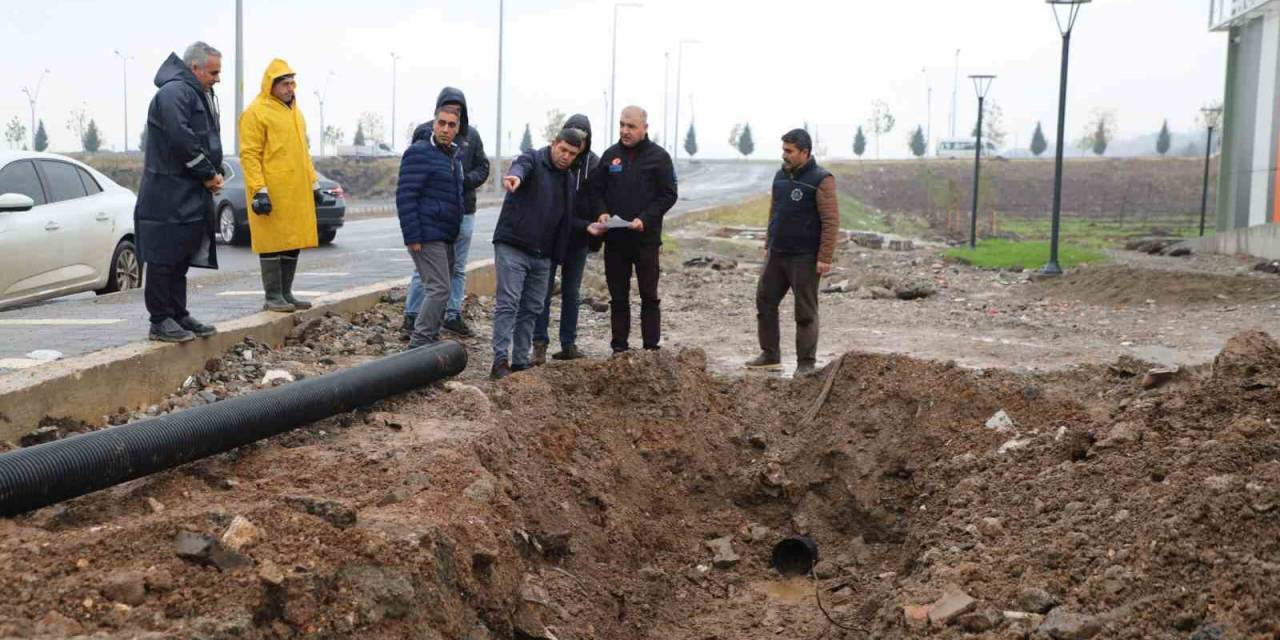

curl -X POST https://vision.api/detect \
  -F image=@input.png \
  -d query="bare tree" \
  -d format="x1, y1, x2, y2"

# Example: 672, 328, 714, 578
358, 112, 386, 145
66, 104, 89, 151
542, 109, 567, 144
867, 100, 896, 159
4, 116, 27, 150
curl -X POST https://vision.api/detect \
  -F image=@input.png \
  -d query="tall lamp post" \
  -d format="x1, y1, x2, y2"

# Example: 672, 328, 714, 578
1199, 106, 1223, 236
21, 69, 50, 150
672, 38, 698, 165
663, 51, 670, 148
1042, 0, 1091, 276
234, 0, 243, 153
390, 52, 401, 151
493, 0, 504, 191
114, 50, 132, 152
922, 67, 932, 153
313, 70, 334, 156
950, 49, 959, 137
608, 2, 643, 144
967, 75, 995, 249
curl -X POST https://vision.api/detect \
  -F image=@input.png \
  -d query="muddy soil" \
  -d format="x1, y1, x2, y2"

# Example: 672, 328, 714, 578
2, 233, 1279, 639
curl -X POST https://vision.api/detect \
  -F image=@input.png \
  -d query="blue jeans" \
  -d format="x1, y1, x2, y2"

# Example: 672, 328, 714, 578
406, 213, 474, 320
491, 243, 551, 367
533, 246, 589, 348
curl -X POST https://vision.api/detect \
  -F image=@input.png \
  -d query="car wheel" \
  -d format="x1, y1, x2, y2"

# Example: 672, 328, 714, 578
218, 205, 246, 245
96, 239, 142, 295
318, 227, 338, 245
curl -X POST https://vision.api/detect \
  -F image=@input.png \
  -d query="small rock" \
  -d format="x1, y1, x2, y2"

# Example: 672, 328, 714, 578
957, 609, 1003, 633
998, 438, 1032, 454
463, 476, 497, 503
1141, 367, 1178, 389
283, 495, 358, 528
902, 604, 931, 629
198, 390, 218, 404
102, 571, 147, 606
35, 611, 82, 636
928, 585, 977, 626
145, 497, 166, 514
977, 517, 1004, 538
746, 433, 768, 449
822, 279, 850, 294
257, 559, 285, 586
174, 531, 216, 561
1203, 475, 1234, 491
1017, 587, 1059, 614
220, 515, 261, 552
706, 535, 740, 569
1038, 609, 1103, 639
261, 369, 295, 385
144, 568, 174, 593
747, 524, 772, 542
985, 410, 1017, 434
813, 559, 838, 579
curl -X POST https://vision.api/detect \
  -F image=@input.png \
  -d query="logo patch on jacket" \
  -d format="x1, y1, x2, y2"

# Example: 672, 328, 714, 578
790, 188, 804, 202
609, 157, 623, 173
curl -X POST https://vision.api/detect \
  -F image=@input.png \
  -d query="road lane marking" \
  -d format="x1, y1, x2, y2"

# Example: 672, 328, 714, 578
0, 319, 124, 326
216, 290, 328, 297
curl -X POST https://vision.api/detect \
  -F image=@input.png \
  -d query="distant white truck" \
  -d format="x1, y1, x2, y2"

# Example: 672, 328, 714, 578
337, 143, 397, 158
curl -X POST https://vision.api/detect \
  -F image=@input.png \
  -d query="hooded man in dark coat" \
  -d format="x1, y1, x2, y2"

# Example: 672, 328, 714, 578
531, 114, 603, 363
134, 42, 225, 343
403, 87, 490, 339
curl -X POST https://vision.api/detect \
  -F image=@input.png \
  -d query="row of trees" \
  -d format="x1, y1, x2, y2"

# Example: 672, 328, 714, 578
4, 113, 103, 153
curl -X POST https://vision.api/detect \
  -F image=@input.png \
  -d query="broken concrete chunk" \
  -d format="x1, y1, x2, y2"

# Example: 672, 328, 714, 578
1141, 367, 1178, 389
928, 585, 977, 626
985, 410, 1017, 434
706, 536, 740, 569
1016, 587, 1060, 614
220, 515, 261, 552
1038, 609, 1103, 639
260, 369, 295, 385
101, 571, 147, 606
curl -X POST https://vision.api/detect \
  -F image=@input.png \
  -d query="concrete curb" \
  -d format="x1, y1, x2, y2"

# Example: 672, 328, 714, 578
0, 262, 496, 443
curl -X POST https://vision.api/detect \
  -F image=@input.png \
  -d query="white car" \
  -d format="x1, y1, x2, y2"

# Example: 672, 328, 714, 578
0, 151, 141, 309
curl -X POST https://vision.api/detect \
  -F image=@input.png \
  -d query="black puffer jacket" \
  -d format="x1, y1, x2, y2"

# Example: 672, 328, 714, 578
412, 87, 489, 214
133, 53, 223, 268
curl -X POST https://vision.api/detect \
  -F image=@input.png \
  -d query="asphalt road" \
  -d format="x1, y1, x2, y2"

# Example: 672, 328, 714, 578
0, 160, 775, 371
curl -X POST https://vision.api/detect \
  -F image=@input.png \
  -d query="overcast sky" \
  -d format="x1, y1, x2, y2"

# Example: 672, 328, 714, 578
1, 0, 1228, 160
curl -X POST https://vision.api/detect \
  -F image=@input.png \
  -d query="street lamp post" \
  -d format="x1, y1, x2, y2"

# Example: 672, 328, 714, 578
494, 0, 504, 191
1199, 106, 1223, 236
968, 75, 995, 249
672, 38, 698, 165
1042, 0, 1091, 276
21, 69, 50, 150
314, 70, 334, 156
235, 0, 243, 153
608, 2, 643, 145
950, 49, 959, 137
113, 50, 131, 152
922, 67, 932, 154
663, 51, 670, 148
390, 52, 401, 152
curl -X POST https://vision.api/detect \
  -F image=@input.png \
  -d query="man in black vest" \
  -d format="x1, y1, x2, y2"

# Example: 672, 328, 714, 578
746, 129, 840, 376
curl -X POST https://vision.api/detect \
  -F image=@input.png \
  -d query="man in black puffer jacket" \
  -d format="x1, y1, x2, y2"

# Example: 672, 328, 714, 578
403, 87, 490, 338
531, 114, 601, 364
488, 128, 587, 379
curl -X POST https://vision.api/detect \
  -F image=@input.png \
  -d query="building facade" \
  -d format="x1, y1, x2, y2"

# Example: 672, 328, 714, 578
1213, 0, 1280, 231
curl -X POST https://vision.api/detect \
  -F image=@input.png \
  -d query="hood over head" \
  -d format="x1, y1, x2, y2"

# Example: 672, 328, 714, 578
435, 86, 470, 137
258, 58, 296, 100
154, 52, 202, 91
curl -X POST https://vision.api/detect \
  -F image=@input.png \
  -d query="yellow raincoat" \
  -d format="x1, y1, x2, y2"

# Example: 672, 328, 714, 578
238, 59, 319, 254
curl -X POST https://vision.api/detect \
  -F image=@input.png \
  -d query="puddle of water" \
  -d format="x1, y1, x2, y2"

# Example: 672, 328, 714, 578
751, 577, 815, 604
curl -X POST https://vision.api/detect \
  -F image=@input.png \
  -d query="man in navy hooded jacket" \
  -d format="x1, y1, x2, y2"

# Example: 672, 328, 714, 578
489, 128, 586, 379
395, 104, 464, 348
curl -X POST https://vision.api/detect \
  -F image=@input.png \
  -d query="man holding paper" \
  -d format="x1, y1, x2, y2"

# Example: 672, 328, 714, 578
588, 105, 678, 353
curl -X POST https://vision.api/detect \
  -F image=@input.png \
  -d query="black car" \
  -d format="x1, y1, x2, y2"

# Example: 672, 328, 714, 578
214, 157, 346, 246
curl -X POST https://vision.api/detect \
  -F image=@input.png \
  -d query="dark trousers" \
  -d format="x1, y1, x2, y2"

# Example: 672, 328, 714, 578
144, 260, 191, 325
756, 251, 820, 365
604, 242, 661, 352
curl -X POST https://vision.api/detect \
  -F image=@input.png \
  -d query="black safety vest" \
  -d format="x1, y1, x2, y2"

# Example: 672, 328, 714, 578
768, 158, 831, 255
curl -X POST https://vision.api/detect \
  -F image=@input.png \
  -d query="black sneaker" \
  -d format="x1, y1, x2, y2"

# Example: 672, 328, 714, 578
490, 359, 512, 380
552, 344, 586, 361
178, 316, 217, 338
400, 314, 417, 342
796, 361, 818, 376
443, 316, 475, 337
745, 353, 782, 370
149, 318, 195, 343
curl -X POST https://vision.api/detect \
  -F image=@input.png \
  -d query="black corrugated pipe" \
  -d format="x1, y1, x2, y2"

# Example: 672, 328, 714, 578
0, 341, 467, 517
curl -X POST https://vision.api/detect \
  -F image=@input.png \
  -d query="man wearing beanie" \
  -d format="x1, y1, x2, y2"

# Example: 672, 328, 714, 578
239, 59, 321, 312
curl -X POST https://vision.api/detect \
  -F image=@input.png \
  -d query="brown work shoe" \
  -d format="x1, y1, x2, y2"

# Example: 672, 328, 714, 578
745, 353, 782, 370
531, 341, 548, 366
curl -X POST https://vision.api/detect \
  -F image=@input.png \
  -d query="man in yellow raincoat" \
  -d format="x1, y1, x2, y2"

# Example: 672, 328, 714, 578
239, 59, 320, 312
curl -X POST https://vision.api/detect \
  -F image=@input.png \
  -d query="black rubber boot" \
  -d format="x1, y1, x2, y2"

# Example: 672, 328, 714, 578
260, 256, 296, 313
280, 255, 311, 310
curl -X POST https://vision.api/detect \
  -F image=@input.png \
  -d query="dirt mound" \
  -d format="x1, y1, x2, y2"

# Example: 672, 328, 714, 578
1, 330, 1279, 638
1028, 264, 1280, 306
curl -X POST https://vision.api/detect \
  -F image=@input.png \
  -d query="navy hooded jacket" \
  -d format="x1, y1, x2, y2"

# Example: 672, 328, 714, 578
412, 87, 489, 214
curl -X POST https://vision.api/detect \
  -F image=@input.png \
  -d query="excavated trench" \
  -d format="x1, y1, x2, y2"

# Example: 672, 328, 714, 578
2, 326, 1280, 639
